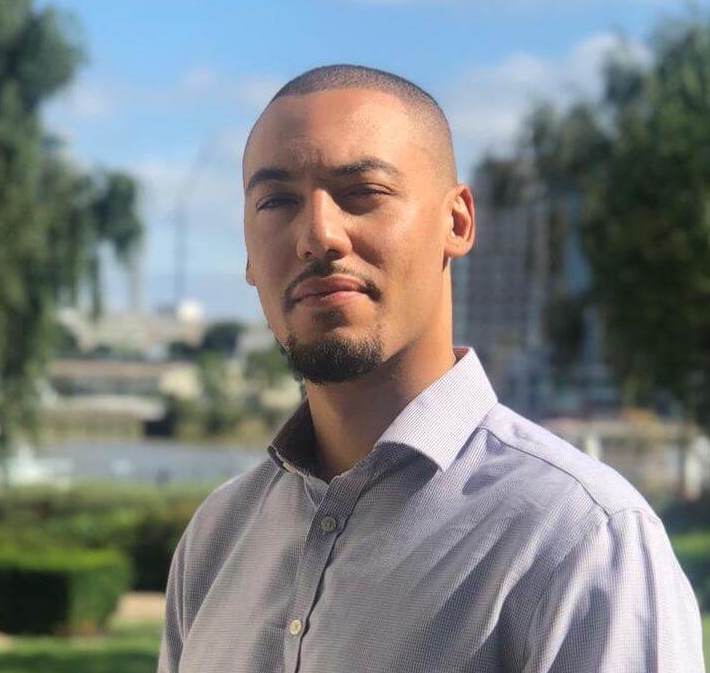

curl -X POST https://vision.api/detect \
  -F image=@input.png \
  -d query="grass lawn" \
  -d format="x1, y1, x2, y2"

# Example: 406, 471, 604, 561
704, 614, 710, 670
0, 620, 162, 673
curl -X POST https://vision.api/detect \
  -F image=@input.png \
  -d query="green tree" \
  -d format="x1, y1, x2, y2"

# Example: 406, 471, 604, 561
167, 340, 198, 361
199, 320, 246, 357
0, 2, 143, 469
514, 17, 710, 428
197, 353, 241, 436
50, 321, 80, 357
244, 344, 294, 388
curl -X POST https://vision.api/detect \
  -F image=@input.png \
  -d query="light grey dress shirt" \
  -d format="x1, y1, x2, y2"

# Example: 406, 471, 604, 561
158, 346, 705, 673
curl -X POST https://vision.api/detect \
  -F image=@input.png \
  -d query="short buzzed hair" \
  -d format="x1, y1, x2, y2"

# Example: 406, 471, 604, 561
244, 64, 457, 185
271, 64, 451, 140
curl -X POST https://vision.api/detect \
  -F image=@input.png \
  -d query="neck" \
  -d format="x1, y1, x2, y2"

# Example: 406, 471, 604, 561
303, 332, 457, 483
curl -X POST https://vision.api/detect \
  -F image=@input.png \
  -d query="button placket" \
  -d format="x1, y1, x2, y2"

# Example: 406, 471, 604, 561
283, 470, 370, 673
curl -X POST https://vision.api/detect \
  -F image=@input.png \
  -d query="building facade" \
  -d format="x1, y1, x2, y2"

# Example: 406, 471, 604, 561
453, 161, 617, 418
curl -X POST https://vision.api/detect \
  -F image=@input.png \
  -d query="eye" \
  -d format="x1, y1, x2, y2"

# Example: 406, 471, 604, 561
334, 185, 392, 215
256, 194, 298, 211
343, 185, 389, 198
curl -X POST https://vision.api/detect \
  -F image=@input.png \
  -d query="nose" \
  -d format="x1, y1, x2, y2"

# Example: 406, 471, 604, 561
295, 188, 352, 262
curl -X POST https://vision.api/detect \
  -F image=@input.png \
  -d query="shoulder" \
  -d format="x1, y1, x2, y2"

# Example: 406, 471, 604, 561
471, 404, 693, 656
478, 402, 658, 522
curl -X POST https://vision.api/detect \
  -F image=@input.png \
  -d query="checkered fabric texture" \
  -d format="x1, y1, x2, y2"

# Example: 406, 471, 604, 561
158, 347, 705, 673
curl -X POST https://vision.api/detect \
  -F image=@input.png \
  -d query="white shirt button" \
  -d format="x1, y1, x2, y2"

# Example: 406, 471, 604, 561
288, 618, 303, 635
320, 516, 337, 533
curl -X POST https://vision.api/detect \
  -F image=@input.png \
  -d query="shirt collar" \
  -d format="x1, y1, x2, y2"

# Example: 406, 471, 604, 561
268, 399, 318, 477
268, 346, 498, 476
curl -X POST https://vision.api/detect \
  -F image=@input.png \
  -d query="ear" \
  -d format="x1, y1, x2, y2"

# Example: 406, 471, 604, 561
443, 184, 475, 260
245, 257, 256, 286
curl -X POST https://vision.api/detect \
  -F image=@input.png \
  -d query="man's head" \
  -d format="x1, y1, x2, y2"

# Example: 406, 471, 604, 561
242, 64, 474, 384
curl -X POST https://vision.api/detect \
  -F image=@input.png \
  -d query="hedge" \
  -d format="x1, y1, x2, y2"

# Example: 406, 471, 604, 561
0, 547, 131, 635
661, 494, 710, 534
0, 483, 208, 520
671, 531, 710, 611
129, 508, 193, 590
0, 485, 206, 591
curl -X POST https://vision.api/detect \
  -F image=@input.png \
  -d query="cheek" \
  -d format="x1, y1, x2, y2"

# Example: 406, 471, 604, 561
258, 291, 292, 347
246, 228, 289, 292
401, 247, 444, 305
370, 238, 444, 332
246, 252, 289, 334
392, 207, 446, 293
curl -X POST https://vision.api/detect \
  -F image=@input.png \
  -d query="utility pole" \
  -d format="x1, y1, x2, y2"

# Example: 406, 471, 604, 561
173, 137, 219, 311
174, 201, 187, 308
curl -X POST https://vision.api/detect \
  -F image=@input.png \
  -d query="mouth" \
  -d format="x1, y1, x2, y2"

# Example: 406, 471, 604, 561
290, 273, 375, 309
296, 289, 368, 308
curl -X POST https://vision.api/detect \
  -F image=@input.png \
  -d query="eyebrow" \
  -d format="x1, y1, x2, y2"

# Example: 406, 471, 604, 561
330, 158, 402, 179
245, 157, 402, 194
246, 167, 293, 194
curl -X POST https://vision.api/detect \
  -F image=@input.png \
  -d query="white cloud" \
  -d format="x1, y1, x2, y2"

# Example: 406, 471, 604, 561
45, 68, 257, 302
51, 80, 114, 120
445, 31, 651, 172
236, 75, 283, 110
179, 66, 222, 96
124, 132, 251, 314
130, 129, 247, 228
175, 66, 283, 111
48, 66, 283, 127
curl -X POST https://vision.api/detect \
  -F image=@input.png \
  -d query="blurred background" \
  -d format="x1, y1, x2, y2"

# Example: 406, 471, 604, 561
1, 0, 710, 670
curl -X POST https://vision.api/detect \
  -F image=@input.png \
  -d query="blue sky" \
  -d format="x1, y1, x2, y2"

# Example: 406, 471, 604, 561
43, 0, 704, 321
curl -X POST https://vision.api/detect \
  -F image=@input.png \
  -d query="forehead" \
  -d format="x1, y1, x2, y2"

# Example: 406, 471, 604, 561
243, 88, 423, 182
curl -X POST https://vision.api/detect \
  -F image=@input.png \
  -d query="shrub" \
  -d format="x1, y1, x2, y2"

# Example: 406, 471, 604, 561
0, 485, 207, 591
661, 494, 710, 534
128, 506, 195, 591
671, 531, 710, 610
0, 547, 131, 635
0, 485, 209, 584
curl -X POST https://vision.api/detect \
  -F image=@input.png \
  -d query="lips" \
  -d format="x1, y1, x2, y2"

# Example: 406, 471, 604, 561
292, 276, 368, 303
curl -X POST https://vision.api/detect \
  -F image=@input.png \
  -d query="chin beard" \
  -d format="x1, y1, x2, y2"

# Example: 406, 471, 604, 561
280, 333, 384, 385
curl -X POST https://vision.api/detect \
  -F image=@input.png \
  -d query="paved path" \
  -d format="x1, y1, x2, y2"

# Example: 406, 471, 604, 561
115, 591, 166, 622
0, 591, 166, 648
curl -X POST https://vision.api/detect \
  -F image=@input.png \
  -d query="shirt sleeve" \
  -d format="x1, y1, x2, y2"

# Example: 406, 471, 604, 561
157, 531, 188, 673
522, 509, 705, 673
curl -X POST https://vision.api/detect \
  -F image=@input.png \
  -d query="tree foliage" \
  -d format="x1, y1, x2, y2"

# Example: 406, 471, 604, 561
199, 321, 245, 357
516, 16, 710, 425
0, 2, 143, 458
244, 344, 294, 388
197, 353, 242, 436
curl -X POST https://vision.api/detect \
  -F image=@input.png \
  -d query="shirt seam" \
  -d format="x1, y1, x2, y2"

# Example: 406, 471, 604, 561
519, 507, 662, 667
479, 423, 659, 521
520, 510, 608, 666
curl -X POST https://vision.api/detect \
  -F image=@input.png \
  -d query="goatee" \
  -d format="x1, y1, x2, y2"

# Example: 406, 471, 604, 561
280, 334, 384, 384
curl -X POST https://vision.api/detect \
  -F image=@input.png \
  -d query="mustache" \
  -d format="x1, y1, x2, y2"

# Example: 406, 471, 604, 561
283, 259, 381, 312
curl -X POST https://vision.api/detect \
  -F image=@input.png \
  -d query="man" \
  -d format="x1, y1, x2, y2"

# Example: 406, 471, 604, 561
158, 65, 704, 672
